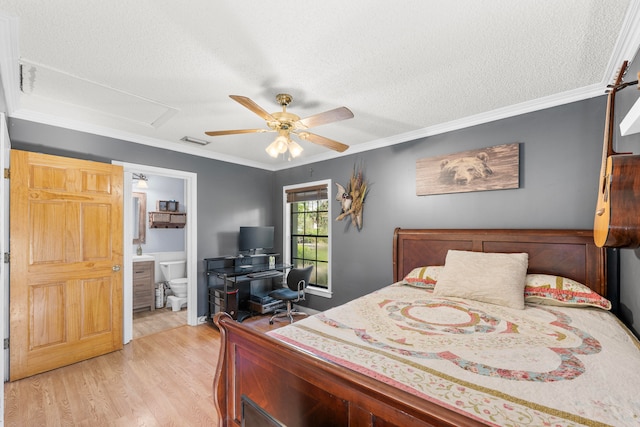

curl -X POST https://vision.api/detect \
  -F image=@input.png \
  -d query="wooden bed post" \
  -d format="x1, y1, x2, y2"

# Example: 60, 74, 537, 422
213, 312, 232, 427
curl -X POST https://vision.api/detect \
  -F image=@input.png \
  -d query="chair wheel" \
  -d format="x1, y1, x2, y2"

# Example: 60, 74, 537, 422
269, 320, 274, 325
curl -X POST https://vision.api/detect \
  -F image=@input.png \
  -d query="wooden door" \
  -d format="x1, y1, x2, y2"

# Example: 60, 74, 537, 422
9, 150, 123, 380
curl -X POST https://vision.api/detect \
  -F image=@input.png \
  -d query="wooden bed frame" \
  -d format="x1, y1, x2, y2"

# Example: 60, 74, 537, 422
213, 228, 607, 427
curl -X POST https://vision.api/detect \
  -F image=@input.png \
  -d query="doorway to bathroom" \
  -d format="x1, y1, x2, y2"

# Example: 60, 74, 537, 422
114, 161, 198, 344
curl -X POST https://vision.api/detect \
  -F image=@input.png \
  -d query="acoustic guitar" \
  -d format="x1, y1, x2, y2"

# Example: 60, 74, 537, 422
593, 61, 640, 248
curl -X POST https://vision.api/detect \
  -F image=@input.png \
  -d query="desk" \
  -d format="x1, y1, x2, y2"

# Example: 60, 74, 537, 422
205, 255, 290, 322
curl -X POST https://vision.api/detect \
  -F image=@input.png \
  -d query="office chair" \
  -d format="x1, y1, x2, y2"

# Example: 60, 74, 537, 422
268, 265, 313, 324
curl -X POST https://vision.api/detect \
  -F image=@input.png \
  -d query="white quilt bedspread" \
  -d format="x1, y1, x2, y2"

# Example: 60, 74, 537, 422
268, 283, 640, 426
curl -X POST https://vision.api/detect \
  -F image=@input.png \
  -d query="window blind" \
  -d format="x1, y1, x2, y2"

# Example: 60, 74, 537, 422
285, 184, 328, 203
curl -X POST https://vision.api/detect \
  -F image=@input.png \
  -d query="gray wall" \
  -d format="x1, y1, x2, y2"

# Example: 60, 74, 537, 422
7, 89, 640, 335
7, 120, 275, 316
275, 97, 608, 312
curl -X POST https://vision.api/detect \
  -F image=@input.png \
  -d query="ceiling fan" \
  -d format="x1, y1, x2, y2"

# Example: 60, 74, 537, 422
205, 94, 354, 158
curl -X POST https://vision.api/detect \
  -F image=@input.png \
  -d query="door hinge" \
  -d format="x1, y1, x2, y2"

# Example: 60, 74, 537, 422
3, 252, 8, 263
4, 338, 8, 350
4, 168, 9, 179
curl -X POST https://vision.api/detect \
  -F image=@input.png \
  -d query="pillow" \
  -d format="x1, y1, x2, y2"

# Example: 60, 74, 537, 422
525, 274, 611, 310
402, 266, 442, 289
433, 250, 529, 309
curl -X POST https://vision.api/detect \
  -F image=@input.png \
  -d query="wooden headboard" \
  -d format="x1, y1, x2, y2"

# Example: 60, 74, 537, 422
393, 228, 607, 296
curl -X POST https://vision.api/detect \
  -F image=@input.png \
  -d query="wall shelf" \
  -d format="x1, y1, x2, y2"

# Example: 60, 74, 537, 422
149, 211, 186, 228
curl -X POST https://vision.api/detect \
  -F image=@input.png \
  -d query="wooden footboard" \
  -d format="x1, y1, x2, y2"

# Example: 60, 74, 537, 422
213, 312, 484, 427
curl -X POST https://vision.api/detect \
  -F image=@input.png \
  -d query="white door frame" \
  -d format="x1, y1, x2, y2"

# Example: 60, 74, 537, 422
114, 161, 198, 344
1, 113, 10, 423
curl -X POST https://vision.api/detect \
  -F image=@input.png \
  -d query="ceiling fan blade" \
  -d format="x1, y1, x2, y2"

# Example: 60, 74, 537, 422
229, 95, 276, 122
205, 129, 268, 136
296, 131, 349, 153
297, 107, 354, 129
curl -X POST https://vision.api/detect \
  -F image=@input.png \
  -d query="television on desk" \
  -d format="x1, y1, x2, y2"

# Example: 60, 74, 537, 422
239, 226, 274, 254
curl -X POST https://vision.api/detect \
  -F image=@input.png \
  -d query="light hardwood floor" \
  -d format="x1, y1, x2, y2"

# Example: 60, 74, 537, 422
4, 314, 285, 426
133, 307, 188, 339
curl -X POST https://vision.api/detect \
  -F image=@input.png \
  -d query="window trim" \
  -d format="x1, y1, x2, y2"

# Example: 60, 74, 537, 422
283, 179, 332, 298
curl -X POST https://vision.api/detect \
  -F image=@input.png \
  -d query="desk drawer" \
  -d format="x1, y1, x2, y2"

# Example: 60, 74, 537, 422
133, 269, 152, 280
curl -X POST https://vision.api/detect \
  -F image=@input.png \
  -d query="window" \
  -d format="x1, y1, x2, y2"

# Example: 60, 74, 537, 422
283, 180, 332, 298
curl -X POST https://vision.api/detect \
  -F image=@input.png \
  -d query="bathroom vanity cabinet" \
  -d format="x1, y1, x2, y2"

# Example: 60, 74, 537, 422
133, 260, 155, 311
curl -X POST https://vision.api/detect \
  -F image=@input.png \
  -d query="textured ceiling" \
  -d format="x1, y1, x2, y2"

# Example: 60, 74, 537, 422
0, 1, 639, 170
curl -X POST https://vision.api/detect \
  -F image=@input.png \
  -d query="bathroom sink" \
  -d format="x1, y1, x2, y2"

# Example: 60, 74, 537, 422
133, 254, 155, 262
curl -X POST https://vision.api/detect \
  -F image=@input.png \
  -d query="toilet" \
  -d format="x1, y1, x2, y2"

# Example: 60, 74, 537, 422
159, 260, 188, 311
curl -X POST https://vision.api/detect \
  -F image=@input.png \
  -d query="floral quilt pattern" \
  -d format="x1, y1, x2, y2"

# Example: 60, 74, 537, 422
323, 297, 600, 382
270, 284, 640, 426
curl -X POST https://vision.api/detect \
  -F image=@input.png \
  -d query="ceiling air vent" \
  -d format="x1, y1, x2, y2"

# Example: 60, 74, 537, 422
180, 136, 209, 146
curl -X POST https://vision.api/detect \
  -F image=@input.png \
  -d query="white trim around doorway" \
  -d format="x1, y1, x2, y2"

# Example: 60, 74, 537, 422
113, 161, 198, 344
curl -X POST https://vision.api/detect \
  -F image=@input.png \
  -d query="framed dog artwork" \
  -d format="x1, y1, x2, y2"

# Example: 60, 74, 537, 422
416, 143, 520, 195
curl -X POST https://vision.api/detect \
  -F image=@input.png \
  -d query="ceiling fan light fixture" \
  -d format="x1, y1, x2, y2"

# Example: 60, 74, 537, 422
266, 134, 303, 159
265, 142, 280, 158
275, 135, 289, 153
287, 139, 303, 158
266, 135, 286, 157
207, 93, 353, 159
266, 134, 290, 157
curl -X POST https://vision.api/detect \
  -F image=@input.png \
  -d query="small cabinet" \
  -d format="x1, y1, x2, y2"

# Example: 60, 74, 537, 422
149, 212, 186, 228
133, 260, 155, 311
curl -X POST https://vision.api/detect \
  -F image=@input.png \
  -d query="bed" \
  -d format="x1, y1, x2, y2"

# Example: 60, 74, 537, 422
213, 228, 640, 426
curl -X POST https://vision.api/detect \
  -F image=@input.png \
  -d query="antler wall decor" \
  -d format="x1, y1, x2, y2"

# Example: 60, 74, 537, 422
335, 165, 368, 231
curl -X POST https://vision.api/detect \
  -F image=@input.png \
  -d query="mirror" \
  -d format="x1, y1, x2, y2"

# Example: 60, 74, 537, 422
133, 192, 147, 244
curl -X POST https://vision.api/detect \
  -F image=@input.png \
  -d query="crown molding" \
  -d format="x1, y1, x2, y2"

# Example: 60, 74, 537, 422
12, 81, 608, 173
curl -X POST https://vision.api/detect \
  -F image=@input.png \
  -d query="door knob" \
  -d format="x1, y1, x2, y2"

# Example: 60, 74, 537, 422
112, 265, 121, 272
